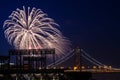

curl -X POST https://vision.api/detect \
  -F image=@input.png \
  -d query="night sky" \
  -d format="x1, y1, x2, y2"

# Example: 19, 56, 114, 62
0, 0, 120, 67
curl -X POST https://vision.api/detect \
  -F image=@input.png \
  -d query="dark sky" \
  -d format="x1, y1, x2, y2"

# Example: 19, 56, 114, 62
0, 0, 120, 67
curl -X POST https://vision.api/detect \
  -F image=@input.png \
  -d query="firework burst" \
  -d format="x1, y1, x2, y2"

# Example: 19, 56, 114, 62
3, 6, 71, 59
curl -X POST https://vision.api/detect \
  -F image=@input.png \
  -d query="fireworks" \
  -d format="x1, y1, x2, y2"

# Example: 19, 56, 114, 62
3, 6, 71, 59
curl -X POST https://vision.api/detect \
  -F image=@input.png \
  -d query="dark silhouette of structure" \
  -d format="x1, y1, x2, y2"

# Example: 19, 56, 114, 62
9, 49, 55, 69
74, 46, 82, 70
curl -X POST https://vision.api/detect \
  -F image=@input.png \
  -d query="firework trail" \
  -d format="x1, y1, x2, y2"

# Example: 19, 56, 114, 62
3, 6, 71, 60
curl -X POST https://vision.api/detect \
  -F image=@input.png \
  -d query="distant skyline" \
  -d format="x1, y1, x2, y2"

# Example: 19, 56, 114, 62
0, 0, 120, 67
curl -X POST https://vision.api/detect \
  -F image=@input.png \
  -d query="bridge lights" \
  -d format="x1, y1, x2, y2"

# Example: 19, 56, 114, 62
39, 67, 42, 70
93, 66, 97, 69
73, 66, 78, 70
103, 65, 108, 69
53, 66, 56, 69
81, 66, 85, 69
108, 66, 112, 70
60, 66, 64, 69
46, 67, 50, 69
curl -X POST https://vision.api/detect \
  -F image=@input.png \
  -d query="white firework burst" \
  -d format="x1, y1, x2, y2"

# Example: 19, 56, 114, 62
3, 6, 71, 59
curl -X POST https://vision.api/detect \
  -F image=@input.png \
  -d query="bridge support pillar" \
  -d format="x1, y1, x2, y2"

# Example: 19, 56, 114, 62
74, 46, 82, 71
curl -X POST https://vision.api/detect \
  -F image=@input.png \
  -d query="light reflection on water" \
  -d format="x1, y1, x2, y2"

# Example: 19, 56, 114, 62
1, 73, 120, 80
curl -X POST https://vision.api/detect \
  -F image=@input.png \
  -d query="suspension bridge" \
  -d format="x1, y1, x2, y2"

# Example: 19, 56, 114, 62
47, 47, 120, 73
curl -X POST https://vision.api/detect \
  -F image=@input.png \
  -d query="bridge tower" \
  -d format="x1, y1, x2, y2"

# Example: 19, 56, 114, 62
74, 46, 82, 71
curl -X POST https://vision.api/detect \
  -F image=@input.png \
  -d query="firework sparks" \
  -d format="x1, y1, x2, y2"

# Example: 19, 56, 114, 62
3, 6, 71, 59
